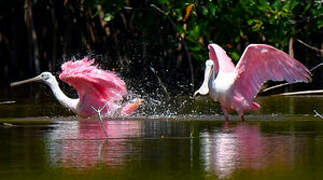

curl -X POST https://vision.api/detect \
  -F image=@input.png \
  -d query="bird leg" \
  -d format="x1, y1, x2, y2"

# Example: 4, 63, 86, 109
240, 114, 245, 121
225, 115, 229, 121
221, 107, 230, 121
100, 97, 117, 116
91, 106, 109, 138
90, 98, 119, 138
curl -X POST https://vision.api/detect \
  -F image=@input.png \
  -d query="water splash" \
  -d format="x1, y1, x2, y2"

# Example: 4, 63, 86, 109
123, 84, 221, 119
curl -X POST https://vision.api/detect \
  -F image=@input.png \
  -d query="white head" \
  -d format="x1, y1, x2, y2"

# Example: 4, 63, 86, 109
11, 72, 57, 87
194, 59, 214, 96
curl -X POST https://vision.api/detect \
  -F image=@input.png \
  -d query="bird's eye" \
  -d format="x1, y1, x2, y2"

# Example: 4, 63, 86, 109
41, 74, 49, 80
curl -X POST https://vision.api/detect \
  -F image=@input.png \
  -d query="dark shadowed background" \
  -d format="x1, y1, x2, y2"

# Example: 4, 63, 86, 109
0, 0, 322, 97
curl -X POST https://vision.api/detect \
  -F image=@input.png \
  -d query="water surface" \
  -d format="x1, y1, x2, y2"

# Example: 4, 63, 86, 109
0, 89, 323, 179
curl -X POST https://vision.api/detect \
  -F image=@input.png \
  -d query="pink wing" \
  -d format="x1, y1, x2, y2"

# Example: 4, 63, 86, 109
59, 57, 127, 109
208, 44, 235, 74
233, 44, 311, 103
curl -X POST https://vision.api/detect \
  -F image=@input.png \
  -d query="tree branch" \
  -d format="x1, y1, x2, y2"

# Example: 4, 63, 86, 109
272, 89, 323, 96
150, 3, 195, 93
314, 110, 323, 119
297, 39, 323, 54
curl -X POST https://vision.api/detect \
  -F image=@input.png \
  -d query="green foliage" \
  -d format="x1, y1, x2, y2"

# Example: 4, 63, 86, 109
84, 0, 126, 22
85, 0, 322, 62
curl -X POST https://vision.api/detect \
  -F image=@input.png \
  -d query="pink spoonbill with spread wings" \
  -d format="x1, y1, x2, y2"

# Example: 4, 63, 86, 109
11, 57, 142, 117
194, 44, 311, 121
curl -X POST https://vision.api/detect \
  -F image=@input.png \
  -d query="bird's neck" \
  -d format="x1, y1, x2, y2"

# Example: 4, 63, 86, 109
209, 64, 219, 102
47, 79, 79, 114
209, 65, 216, 87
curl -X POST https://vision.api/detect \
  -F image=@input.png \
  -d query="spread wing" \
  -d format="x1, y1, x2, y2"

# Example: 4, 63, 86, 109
208, 44, 236, 74
59, 58, 127, 108
233, 44, 311, 103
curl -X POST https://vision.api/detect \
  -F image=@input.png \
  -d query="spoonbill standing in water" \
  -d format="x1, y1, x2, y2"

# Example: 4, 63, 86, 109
194, 44, 311, 121
11, 57, 142, 117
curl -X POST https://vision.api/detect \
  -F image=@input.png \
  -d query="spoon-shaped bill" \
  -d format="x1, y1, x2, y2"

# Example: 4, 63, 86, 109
10, 75, 42, 87
194, 61, 213, 96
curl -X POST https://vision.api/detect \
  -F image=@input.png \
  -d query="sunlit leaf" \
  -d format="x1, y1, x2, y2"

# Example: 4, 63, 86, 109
209, 3, 216, 16
184, 4, 194, 21
104, 13, 113, 22
304, 3, 312, 12
176, 24, 186, 34
317, 20, 323, 29
230, 51, 240, 61
258, 0, 271, 11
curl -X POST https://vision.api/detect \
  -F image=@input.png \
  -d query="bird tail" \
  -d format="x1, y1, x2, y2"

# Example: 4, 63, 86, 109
120, 98, 143, 116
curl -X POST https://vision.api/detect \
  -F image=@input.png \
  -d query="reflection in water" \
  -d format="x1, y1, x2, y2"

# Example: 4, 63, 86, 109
45, 118, 309, 178
201, 130, 238, 177
47, 120, 142, 168
200, 123, 298, 178
1, 92, 323, 179
47, 119, 189, 169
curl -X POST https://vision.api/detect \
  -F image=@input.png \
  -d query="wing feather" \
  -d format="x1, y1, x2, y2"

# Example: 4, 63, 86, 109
233, 44, 311, 104
59, 57, 127, 109
208, 44, 235, 74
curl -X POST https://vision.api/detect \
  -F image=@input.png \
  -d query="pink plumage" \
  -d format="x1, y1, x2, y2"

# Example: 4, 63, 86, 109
208, 43, 235, 74
59, 57, 128, 117
11, 57, 142, 137
233, 44, 311, 106
195, 44, 311, 121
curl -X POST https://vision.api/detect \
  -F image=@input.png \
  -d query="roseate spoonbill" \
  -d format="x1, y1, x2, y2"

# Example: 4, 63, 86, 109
194, 44, 311, 121
11, 57, 142, 117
